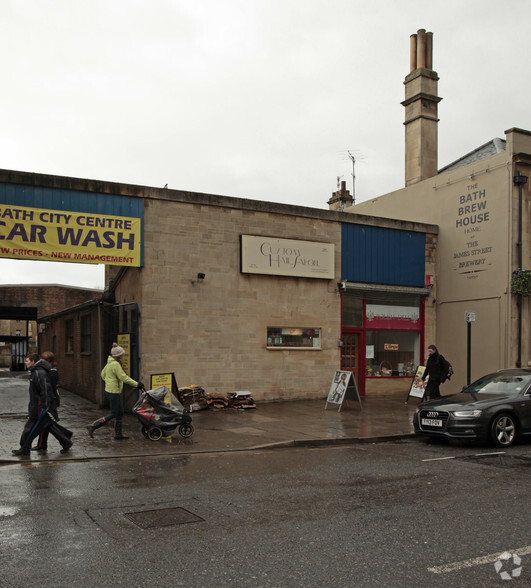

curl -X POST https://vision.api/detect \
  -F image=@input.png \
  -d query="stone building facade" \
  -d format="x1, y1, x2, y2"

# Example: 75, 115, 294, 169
0, 167, 437, 404
351, 29, 531, 392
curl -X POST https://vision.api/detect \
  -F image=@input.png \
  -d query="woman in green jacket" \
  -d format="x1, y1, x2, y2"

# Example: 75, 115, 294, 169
87, 343, 143, 440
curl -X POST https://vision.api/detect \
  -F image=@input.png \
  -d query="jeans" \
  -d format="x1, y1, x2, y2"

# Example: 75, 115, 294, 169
103, 392, 124, 422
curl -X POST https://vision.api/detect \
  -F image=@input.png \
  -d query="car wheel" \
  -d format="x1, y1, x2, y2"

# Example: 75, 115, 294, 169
490, 413, 517, 448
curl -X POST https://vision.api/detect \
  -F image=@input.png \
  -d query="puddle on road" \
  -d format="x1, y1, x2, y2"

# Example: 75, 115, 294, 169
0, 506, 19, 517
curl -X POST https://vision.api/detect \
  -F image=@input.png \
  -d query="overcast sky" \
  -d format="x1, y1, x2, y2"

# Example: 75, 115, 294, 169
1, 0, 530, 289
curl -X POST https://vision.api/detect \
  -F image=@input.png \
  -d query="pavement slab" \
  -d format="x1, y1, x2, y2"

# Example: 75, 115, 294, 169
0, 369, 419, 463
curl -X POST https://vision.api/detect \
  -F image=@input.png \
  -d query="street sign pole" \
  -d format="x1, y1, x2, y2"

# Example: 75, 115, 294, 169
467, 321, 471, 385
465, 311, 476, 385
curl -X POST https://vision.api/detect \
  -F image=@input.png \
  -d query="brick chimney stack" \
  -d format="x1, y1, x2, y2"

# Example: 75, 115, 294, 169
402, 29, 441, 186
328, 180, 353, 211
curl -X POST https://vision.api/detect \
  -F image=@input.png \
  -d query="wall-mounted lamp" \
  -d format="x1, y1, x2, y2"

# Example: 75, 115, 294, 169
192, 273, 206, 284
337, 281, 346, 292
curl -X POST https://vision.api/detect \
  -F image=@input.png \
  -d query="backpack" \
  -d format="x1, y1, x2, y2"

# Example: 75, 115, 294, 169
440, 355, 454, 382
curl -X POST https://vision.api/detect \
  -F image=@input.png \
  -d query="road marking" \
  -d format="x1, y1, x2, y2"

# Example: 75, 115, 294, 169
474, 451, 505, 456
422, 451, 506, 462
429, 545, 531, 574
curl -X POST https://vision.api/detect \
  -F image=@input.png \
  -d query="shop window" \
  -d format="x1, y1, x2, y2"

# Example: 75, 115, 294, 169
65, 319, 74, 353
267, 327, 321, 349
365, 331, 420, 377
81, 315, 92, 353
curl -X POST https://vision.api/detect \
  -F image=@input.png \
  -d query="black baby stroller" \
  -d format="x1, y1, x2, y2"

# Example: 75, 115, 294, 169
133, 386, 194, 441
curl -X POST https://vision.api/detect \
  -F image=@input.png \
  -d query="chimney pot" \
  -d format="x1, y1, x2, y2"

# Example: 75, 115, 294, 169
403, 29, 441, 186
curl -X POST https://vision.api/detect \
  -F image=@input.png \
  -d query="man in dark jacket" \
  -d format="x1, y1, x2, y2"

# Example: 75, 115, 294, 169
421, 344, 445, 401
33, 351, 72, 451
12, 354, 72, 456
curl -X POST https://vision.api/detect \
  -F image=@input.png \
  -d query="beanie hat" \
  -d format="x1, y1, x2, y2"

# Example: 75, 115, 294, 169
111, 343, 125, 358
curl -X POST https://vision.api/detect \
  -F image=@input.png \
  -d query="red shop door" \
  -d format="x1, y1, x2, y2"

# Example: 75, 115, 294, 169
340, 332, 361, 393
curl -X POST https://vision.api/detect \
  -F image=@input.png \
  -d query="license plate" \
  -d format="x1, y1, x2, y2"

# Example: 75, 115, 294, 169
421, 418, 443, 427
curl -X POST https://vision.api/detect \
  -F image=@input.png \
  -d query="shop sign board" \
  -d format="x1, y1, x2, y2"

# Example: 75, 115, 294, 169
0, 204, 141, 266
365, 304, 420, 330
241, 235, 334, 279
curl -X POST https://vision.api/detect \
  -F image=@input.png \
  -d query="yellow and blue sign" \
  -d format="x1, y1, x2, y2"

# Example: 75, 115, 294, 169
0, 204, 141, 266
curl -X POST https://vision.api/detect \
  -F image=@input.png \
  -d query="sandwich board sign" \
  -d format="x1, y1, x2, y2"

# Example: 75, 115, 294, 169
405, 365, 428, 403
325, 370, 362, 412
150, 373, 179, 404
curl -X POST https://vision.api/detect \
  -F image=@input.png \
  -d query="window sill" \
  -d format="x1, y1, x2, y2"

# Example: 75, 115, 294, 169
366, 375, 412, 378
267, 347, 321, 351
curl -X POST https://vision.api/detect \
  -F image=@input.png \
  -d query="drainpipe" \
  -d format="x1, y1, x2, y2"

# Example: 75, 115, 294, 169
513, 171, 528, 368
98, 300, 105, 407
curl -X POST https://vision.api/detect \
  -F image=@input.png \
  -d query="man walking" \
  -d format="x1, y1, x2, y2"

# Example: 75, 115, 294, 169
12, 354, 72, 456
421, 344, 445, 401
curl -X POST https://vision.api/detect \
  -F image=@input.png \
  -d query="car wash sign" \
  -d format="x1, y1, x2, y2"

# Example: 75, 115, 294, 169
0, 204, 141, 266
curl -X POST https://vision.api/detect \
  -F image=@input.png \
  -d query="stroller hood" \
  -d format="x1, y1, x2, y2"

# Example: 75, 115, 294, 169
147, 386, 169, 403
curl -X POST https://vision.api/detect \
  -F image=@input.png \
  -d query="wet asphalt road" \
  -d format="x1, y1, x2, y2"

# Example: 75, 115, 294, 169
0, 437, 529, 587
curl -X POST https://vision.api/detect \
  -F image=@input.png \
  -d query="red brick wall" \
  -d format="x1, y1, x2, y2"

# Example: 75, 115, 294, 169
38, 302, 111, 405
0, 285, 102, 317
0, 285, 103, 372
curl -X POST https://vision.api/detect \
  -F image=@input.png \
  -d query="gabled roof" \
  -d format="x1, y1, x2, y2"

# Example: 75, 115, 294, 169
438, 137, 506, 173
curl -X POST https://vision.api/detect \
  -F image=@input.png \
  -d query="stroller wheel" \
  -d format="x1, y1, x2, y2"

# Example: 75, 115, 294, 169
179, 423, 194, 438
141, 426, 149, 438
148, 427, 163, 441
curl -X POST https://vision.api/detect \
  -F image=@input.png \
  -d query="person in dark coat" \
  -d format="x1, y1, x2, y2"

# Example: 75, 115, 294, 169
11, 354, 72, 456
32, 351, 72, 452
421, 344, 444, 401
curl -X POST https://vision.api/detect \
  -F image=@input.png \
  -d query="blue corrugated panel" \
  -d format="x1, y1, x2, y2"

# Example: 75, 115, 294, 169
0, 183, 143, 218
341, 223, 425, 287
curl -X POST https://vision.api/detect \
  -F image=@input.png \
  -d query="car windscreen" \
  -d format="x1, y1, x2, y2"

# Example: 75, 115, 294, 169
464, 373, 531, 395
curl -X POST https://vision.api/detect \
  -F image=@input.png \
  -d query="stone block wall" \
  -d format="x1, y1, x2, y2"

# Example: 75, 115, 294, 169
114, 199, 342, 402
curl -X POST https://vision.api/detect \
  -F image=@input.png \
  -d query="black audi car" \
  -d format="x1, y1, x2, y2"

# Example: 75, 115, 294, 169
413, 368, 531, 447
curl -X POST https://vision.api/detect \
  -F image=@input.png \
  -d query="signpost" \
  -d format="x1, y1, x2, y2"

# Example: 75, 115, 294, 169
325, 370, 362, 412
465, 311, 476, 385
